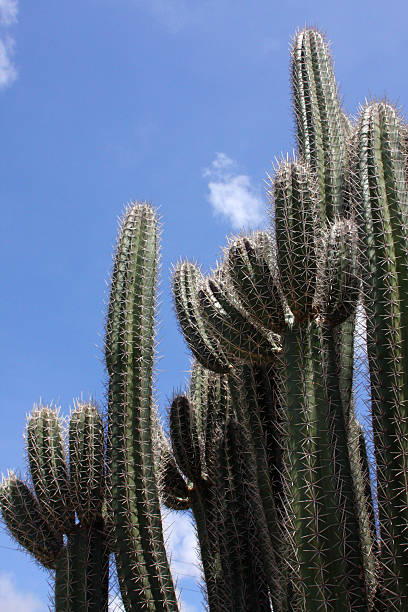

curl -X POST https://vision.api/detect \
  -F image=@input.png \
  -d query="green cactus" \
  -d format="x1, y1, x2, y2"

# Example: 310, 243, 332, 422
350, 100, 408, 608
4, 24, 408, 612
159, 362, 231, 611
105, 203, 178, 611
169, 27, 377, 611
0, 402, 109, 612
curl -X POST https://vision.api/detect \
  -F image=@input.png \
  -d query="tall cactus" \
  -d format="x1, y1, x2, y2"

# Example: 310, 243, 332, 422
350, 101, 408, 608
105, 203, 178, 611
0, 402, 109, 611
169, 26, 378, 611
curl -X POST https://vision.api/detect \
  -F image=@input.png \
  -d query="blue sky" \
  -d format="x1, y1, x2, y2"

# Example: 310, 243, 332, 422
0, 0, 407, 609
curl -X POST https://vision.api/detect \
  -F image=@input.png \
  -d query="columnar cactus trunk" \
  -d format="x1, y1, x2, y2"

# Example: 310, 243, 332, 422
105, 203, 178, 611
351, 101, 408, 608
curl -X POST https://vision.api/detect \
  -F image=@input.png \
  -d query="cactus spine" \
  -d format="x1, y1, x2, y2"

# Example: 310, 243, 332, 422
105, 203, 178, 611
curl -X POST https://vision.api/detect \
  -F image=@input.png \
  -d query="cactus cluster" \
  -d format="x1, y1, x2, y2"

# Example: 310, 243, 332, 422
2, 25, 408, 612
0, 402, 109, 611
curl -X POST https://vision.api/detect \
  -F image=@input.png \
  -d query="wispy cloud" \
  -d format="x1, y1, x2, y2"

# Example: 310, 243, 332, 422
0, 35, 16, 87
203, 152, 266, 230
0, 0, 17, 88
162, 508, 201, 611
0, 0, 18, 25
0, 573, 45, 612
163, 508, 200, 578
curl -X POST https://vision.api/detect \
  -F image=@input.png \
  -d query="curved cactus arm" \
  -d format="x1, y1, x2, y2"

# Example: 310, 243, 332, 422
106, 203, 178, 611
291, 27, 347, 219
350, 101, 408, 606
199, 277, 278, 364
26, 406, 74, 533
0, 473, 62, 569
172, 261, 229, 373
154, 423, 190, 510
69, 402, 105, 525
157, 453, 191, 511
226, 232, 287, 332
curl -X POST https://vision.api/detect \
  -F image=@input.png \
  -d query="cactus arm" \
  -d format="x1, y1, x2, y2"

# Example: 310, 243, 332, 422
203, 371, 229, 472
227, 417, 284, 611
156, 432, 191, 511
85, 522, 110, 612
227, 367, 285, 606
169, 395, 202, 482
26, 407, 74, 533
317, 324, 375, 607
106, 204, 178, 611
216, 423, 271, 612
69, 402, 105, 525
54, 525, 109, 612
273, 159, 321, 322
172, 262, 229, 373
0, 474, 62, 569
199, 278, 278, 363
281, 322, 356, 609
227, 233, 286, 332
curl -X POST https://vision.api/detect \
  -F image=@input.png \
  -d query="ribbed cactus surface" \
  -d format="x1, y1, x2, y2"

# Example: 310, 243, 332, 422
351, 101, 408, 608
105, 203, 178, 612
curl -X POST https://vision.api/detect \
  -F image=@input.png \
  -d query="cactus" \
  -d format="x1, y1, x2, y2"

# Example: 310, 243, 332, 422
159, 362, 232, 611
170, 26, 378, 611
0, 402, 109, 611
350, 100, 408, 608
4, 24, 408, 612
105, 203, 178, 611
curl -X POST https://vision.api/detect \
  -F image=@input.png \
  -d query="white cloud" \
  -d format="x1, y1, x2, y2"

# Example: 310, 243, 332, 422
0, 0, 17, 25
162, 508, 201, 610
0, 0, 18, 89
0, 35, 17, 87
203, 152, 266, 230
162, 509, 201, 579
0, 573, 46, 612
